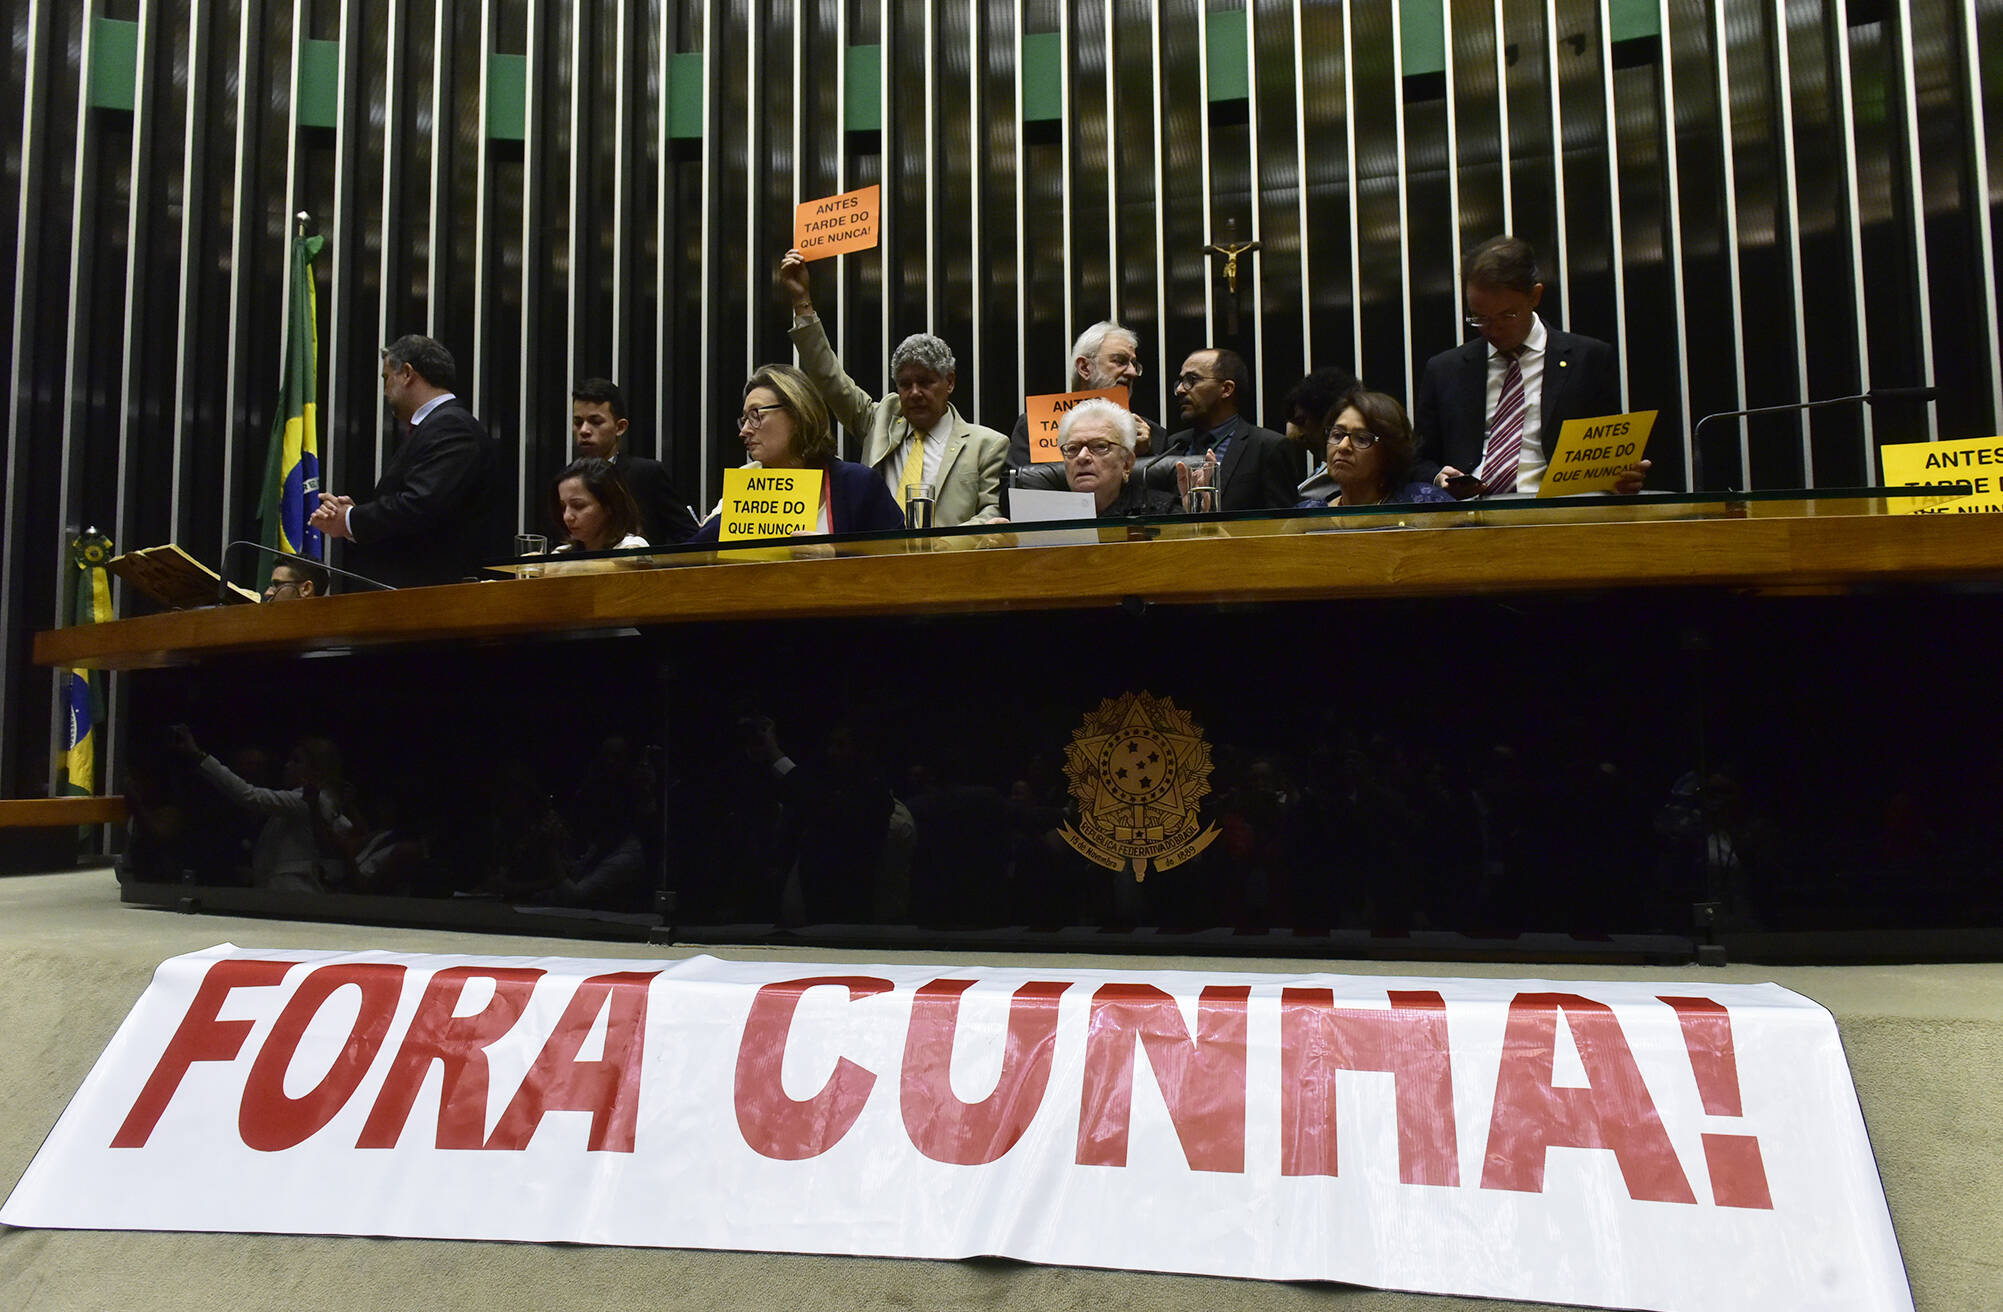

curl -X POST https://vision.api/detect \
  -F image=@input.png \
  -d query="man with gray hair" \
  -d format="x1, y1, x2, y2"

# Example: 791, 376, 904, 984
776, 248, 1006, 526
1056, 397, 1177, 519
1007, 320, 1161, 471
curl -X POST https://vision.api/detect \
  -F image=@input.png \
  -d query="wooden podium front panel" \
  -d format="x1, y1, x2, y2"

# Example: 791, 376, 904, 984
90, 569, 2003, 955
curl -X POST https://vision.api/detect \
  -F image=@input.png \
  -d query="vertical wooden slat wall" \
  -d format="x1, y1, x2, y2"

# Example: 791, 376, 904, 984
3, 0, 2001, 792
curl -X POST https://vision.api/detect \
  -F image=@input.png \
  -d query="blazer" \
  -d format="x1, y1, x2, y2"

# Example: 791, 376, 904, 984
789, 315, 1007, 526
345, 399, 499, 588
1410, 326, 1622, 486
1144, 416, 1308, 513
689, 458, 904, 544
611, 453, 698, 545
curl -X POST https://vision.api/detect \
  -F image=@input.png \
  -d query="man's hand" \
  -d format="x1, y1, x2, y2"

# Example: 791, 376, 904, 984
168, 724, 201, 760
1613, 459, 1652, 496
1133, 417, 1153, 457
1434, 465, 1467, 489
310, 493, 355, 541
739, 715, 782, 767
777, 249, 814, 315
1174, 451, 1218, 498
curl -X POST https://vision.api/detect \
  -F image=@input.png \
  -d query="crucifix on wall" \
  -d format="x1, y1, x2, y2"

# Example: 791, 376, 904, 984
1202, 218, 1260, 336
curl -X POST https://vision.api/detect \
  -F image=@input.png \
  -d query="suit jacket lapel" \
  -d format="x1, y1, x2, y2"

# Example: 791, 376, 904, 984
1216, 428, 1249, 500
381, 414, 429, 485
865, 410, 907, 469
1539, 332, 1574, 450
935, 413, 968, 487
1457, 344, 1488, 451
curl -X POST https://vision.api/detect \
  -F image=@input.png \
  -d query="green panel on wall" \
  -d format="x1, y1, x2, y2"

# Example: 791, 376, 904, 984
1207, 9, 1248, 101
297, 40, 340, 129
1022, 33, 1060, 122
88, 18, 137, 112
1609, 0, 1661, 43
488, 54, 527, 141
1400, 1, 1445, 77
669, 52, 705, 139
845, 45, 881, 131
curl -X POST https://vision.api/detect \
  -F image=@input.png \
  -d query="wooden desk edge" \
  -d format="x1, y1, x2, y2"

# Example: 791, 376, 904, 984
35, 513, 2003, 670
0, 796, 129, 826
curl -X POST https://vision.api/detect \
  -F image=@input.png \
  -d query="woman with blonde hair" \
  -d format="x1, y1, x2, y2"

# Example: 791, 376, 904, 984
692, 363, 903, 541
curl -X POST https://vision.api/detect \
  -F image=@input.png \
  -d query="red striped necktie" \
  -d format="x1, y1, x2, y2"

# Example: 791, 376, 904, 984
1476, 348, 1526, 495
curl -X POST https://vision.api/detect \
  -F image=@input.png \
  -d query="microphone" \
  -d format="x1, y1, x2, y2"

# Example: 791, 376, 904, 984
220, 540, 396, 603
1690, 385, 1937, 491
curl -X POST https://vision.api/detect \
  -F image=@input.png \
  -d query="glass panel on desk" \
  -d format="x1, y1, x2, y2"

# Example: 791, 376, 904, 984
486, 485, 1975, 576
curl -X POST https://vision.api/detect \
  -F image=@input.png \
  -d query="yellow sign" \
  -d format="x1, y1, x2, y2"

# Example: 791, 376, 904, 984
718, 467, 823, 541
1059, 691, 1220, 882
1538, 410, 1657, 496
1911, 491, 2003, 515
793, 185, 881, 261
1879, 436, 2003, 514
1024, 387, 1130, 463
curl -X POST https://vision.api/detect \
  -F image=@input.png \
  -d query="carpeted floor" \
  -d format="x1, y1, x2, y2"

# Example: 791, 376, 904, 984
1, 869, 1997, 1310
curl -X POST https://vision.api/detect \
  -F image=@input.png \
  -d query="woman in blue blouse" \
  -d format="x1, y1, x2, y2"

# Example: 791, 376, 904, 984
1300, 390, 1455, 509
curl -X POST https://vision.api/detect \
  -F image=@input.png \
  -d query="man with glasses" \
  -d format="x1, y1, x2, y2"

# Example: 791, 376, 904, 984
1143, 347, 1306, 512
1413, 234, 1643, 498
262, 559, 327, 602
1007, 320, 1162, 476
775, 248, 1006, 527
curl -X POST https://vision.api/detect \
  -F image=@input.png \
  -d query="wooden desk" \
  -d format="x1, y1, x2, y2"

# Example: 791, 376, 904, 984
42, 499, 2003, 957
33, 501, 2003, 671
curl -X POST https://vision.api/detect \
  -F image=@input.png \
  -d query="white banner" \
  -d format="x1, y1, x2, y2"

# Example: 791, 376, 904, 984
3, 946, 1910, 1311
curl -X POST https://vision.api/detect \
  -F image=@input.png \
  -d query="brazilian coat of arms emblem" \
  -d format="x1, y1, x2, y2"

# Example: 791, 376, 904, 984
1059, 691, 1221, 881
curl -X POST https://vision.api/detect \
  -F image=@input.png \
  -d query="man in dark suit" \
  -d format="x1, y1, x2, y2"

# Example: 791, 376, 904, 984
1143, 347, 1306, 511
310, 335, 499, 588
571, 378, 697, 544
1412, 234, 1647, 497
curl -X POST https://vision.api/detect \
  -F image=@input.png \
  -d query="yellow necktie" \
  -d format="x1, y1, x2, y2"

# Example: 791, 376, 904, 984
897, 425, 925, 506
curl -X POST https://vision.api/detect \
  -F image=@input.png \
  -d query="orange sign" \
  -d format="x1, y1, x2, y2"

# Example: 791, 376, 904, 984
793, 185, 881, 261
1024, 387, 1130, 462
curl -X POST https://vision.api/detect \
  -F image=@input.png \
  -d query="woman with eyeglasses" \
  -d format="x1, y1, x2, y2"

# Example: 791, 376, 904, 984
1300, 391, 1455, 509
550, 457, 649, 553
691, 363, 903, 542
1058, 397, 1179, 518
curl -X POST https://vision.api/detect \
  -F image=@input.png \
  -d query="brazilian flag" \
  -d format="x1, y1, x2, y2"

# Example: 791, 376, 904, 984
59, 529, 113, 801
258, 230, 326, 582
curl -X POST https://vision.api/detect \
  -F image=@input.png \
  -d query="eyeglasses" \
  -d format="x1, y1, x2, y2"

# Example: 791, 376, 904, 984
1059, 439, 1125, 459
1464, 308, 1528, 330
265, 579, 303, 593
737, 403, 786, 431
1175, 373, 1217, 389
1326, 426, 1382, 450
